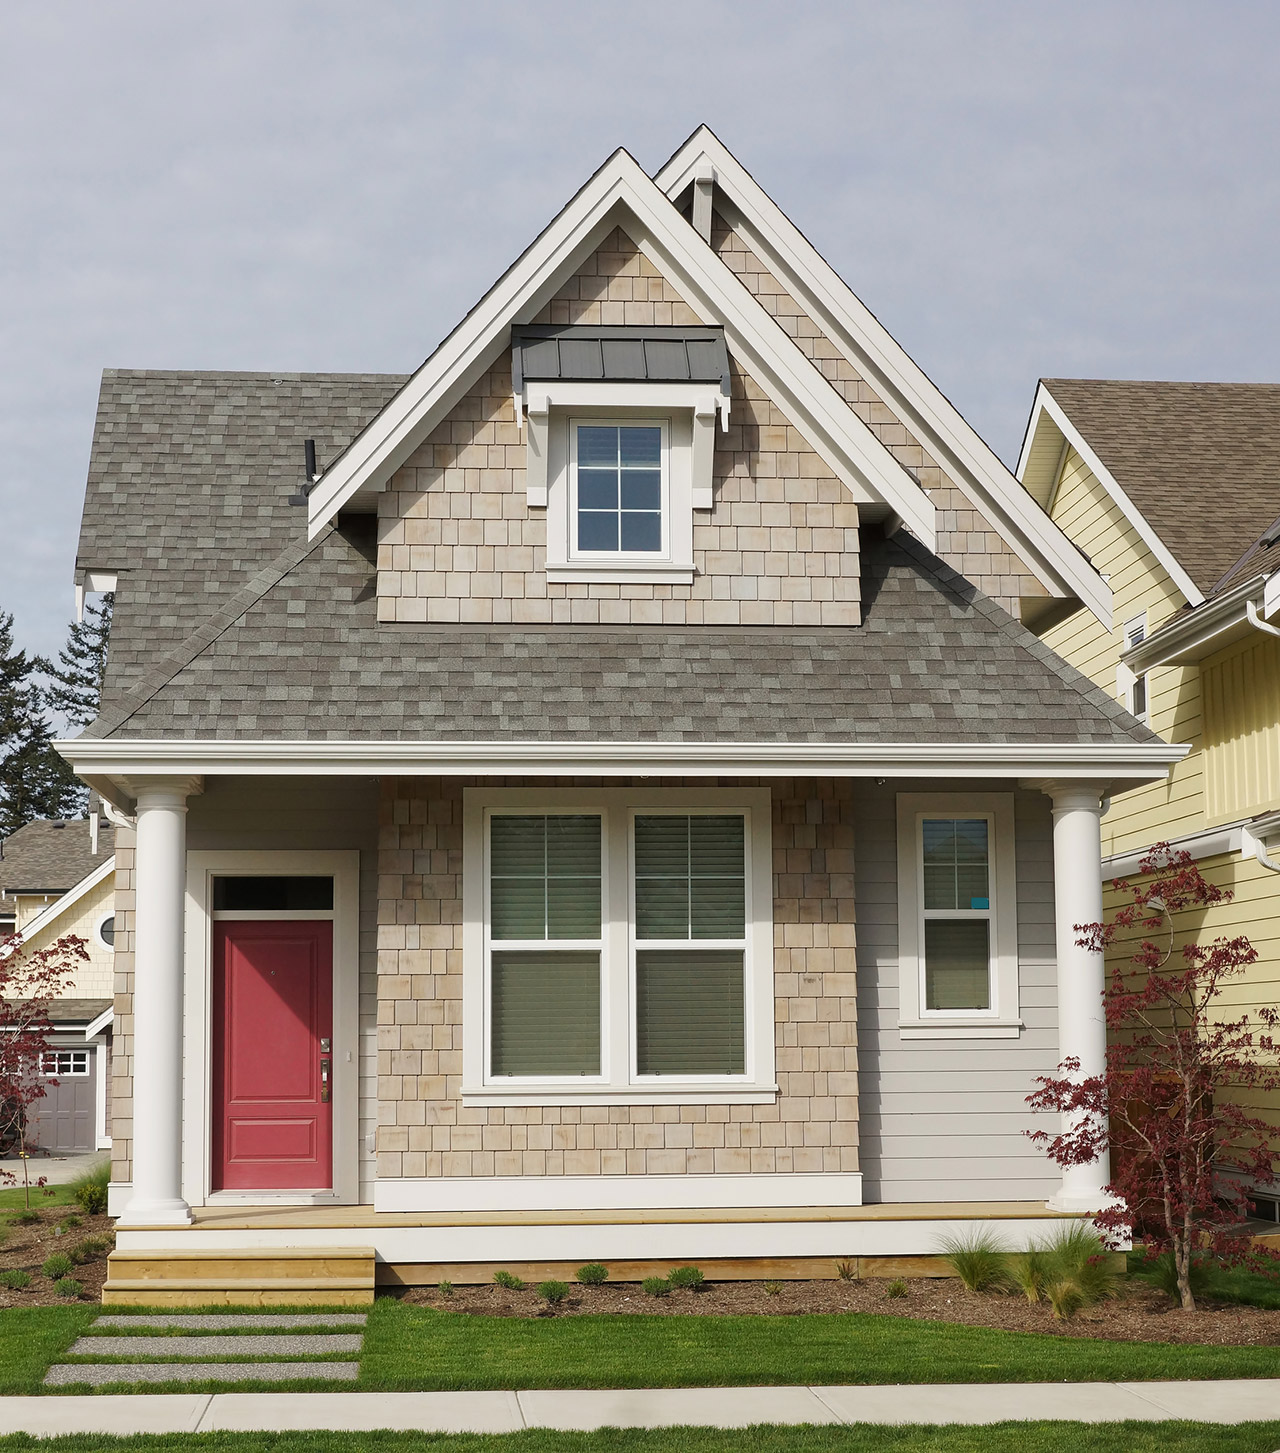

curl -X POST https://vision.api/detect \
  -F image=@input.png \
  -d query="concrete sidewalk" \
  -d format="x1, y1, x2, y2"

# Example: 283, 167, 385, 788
0, 1380, 1278, 1436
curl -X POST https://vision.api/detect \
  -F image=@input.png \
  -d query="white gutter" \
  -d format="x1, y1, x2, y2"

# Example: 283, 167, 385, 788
58, 737, 1188, 810
1103, 809, 1280, 880
1124, 573, 1271, 672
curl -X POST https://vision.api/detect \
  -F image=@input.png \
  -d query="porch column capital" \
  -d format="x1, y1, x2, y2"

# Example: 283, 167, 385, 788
1038, 777, 1112, 1213
117, 779, 198, 1227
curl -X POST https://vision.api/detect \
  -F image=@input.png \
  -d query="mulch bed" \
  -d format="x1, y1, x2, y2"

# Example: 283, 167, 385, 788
0, 1199, 113, 1307
396, 1275, 1280, 1345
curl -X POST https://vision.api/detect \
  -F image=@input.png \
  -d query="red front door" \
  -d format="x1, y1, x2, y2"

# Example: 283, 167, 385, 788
212, 920, 333, 1191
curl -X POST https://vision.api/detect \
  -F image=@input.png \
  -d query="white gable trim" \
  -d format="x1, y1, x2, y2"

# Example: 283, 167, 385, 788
0, 855, 115, 960
307, 149, 936, 548
85, 1005, 114, 1040
657, 128, 1113, 628
1020, 385, 1204, 610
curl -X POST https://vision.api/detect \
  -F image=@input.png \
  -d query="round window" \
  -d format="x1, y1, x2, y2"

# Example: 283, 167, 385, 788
98, 915, 116, 949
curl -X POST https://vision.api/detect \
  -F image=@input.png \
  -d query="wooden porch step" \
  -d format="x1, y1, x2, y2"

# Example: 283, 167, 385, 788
103, 1246, 376, 1307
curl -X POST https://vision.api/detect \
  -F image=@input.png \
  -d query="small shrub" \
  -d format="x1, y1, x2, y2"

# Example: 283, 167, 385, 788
70, 1235, 113, 1265
1007, 1248, 1055, 1304
641, 1275, 671, 1297
0, 1226, 8, 1247
10, 1211, 40, 1227
668, 1265, 704, 1290
493, 1270, 525, 1291
1142, 1250, 1213, 1304
1018, 1224, 1122, 1319
763, 1280, 783, 1297
885, 1278, 908, 1299
70, 1160, 110, 1216
576, 1262, 609, 1285
1045, 1277, 1085, 1320
57, 1215, 83, 1233
41, 1253, 73, 1280
53, 1276, 83, 1300
436, 1281, 454, 1297
537, 1279, 569, 1304
835, 1259, 856, 1281
0, 1269, 31, 1290
938, 1228, 1011, 1293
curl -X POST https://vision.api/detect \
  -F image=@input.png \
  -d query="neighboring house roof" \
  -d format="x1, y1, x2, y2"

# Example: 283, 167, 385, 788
0, 818, 116, 896
0, 855, 116, 960
77, 369, 405, 709
45, 998, 112, 1029
86, 522, 1153, 748
1030, 379, 1280, 598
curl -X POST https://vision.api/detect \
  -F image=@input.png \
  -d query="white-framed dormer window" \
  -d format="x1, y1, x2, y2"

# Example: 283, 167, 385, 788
463, 785, 775, 1105
571, 421, 667, 560
896, 793, 1021, 1039
1119, 612, 1149, 723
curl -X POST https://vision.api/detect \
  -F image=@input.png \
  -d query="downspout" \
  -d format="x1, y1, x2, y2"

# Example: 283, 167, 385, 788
1245, 599, 1280, 641
1242, 825, 1280, 875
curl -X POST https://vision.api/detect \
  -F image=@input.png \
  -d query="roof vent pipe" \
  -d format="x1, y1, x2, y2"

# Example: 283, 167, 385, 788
289, 439, 320, 507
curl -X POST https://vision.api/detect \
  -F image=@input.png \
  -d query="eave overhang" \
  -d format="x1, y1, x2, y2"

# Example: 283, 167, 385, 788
305, 148, 937, 549
658, 128, 1113, 628
1122, 572, 1273, 671
59, 738, 1187, 813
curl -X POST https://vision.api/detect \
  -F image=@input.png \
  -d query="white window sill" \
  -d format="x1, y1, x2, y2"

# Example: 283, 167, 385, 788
462, 1083, 779, 1108
898, 1019, 1025, 1040
546, 563, 696, 585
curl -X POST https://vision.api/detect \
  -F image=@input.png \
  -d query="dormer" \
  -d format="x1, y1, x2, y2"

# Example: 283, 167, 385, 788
513, 325, 730, 585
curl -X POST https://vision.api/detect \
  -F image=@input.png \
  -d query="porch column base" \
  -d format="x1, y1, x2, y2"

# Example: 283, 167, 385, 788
116, 1197, 194, 1228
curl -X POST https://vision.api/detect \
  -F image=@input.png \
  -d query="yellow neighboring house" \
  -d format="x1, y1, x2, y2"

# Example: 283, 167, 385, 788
1018, 378, 1280, 1214
0, 810, 116, 1155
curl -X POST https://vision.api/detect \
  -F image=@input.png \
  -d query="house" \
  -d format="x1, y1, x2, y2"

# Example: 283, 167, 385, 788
0, 810, 116, 1155
1018, 379, 1280, 1215
57, 129, 1182, 1305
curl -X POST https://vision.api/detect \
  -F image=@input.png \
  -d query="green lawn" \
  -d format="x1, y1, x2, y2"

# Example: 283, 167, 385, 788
2, 1427, 1280, 1453
11, 1299, 1280, 1398
0, 1181, 78, 1210
1128, 1251, 1280, 1309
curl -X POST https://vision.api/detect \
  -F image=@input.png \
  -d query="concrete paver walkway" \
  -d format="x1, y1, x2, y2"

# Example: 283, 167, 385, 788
0, 1379, 1277, 1435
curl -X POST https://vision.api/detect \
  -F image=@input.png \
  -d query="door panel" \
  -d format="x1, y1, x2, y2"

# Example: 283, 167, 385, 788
29, 1062, 95, 1153
213, 920, 333, 1191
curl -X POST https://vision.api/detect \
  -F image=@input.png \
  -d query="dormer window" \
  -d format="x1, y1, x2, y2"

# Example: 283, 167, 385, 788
513, 325, 729, 584
574, 423, 664, 556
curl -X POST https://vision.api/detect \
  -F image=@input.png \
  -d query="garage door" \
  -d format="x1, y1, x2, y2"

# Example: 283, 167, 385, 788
28, 1049, 96, 1153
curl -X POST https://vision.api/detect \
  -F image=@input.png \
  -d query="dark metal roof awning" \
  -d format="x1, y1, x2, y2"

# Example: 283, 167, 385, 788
511, 325, 729, 392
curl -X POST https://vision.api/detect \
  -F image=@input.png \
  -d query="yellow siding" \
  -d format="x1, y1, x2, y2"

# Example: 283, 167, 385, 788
1202, 633, 1280, 822
1040, 448, 1202, 857
15, 875, 116, 999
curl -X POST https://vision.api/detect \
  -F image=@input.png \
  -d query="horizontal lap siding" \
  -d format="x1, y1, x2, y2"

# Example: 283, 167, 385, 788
853, 780, 1059, 1203
1040, 448, 1203, 857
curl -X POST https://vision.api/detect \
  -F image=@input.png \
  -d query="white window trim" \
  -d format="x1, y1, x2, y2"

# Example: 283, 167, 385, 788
568, 416, 672, 569
41, 1049, 90, 1077
1118, 612, 1150, 723
95, 910, 116, 950
896, 793, 1022, 1039
463, 785, 775, 1105
182, 850, 361, 1208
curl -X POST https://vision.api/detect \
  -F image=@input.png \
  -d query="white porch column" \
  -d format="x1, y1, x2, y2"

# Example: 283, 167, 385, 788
1040, 779, 1112, 1212
119, 777, 202, 1227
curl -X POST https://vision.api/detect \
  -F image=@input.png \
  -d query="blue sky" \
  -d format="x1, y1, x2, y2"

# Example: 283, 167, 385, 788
3, 0, 1278, 658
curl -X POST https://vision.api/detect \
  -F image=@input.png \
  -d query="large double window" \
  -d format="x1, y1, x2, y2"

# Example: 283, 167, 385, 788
463, 788, 774, 1103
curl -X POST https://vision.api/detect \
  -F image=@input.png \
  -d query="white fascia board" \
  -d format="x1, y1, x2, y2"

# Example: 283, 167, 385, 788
1033, 385, 1205, 611
308, 148, 936, 549
84, 1006, 115, 1040
59, 738, 1186, 795
1102, 823, 1245, 881
656, 131, 1110, 625
0, 856, 116, 959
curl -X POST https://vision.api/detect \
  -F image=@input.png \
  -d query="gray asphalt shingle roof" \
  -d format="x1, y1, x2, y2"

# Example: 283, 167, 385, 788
78, 369, 406, 711
1043, 379, 1280, 596
88, 517, 1154, 747
0, 819, 116, 895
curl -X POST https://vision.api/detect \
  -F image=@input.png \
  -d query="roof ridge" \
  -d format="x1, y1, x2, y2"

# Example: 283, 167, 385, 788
84, 525, 335, 740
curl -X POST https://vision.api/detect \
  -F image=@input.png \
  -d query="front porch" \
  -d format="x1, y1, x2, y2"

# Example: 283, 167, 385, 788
104, 1198, 1089, 1305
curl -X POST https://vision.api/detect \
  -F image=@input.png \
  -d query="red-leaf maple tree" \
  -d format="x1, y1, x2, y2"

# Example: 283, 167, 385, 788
1028, 847, 1280, 1311
0, 933, 87, 1206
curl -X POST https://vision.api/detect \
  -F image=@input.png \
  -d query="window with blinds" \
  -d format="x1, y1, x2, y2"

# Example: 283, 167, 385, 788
487, 815, 602, 1077
920, 817, 993, 1011
634, 815, 746, 1076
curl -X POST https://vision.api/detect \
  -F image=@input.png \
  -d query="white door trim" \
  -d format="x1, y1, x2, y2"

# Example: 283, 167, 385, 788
183, 849, 360, 1207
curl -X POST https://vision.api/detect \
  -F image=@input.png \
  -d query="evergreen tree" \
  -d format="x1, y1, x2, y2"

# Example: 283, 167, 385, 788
0, 611, 84, 836
42, 593, 113, 729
